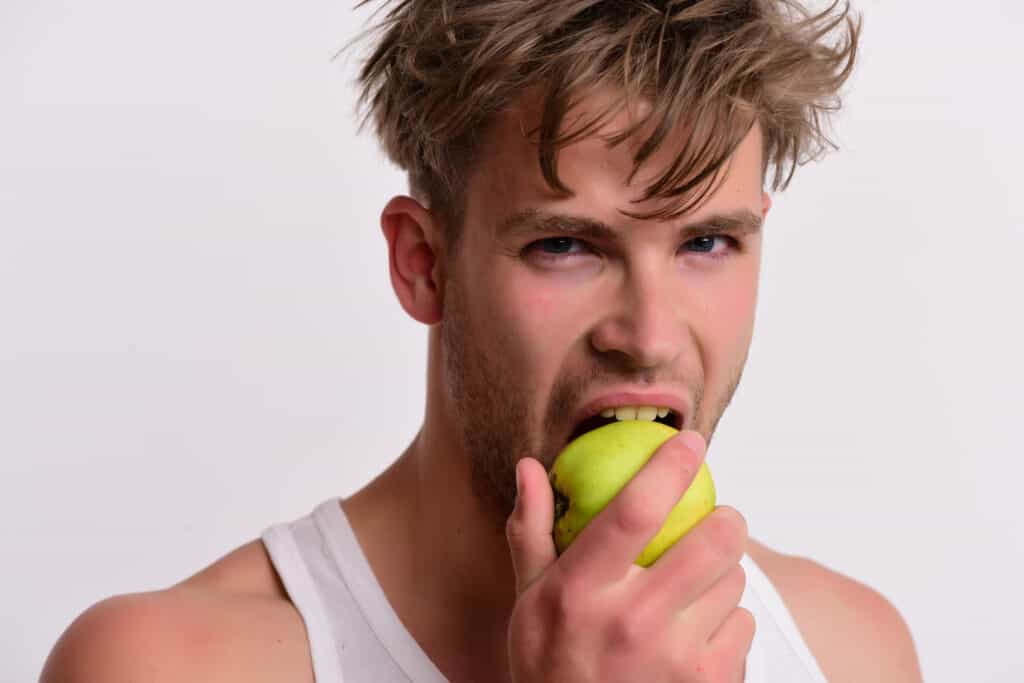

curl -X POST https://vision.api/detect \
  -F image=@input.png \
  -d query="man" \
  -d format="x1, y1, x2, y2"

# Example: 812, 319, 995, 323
42, 1, 923, 681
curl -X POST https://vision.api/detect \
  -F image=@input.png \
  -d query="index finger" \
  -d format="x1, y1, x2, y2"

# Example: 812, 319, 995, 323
555, 430, 706, 587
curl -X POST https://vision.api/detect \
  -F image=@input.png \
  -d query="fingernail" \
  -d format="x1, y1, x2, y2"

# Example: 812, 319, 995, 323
677, 430, 705, 456
515, 459, 524, 496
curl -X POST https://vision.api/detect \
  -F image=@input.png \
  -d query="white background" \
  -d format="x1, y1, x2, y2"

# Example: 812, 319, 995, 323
2, 1, 1021, 681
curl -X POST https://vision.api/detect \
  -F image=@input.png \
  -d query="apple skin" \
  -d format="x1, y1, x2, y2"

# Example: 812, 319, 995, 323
549, 420, 715, 567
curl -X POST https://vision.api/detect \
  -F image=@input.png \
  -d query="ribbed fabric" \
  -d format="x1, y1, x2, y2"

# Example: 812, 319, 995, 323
261, 498, 828, 682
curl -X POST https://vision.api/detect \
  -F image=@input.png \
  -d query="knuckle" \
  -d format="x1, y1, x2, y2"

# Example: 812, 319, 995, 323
612, 493, 662, 537
735, 606, 757, 641
507, 601, 538, 644
710, 611, 756, 671
717, 506, 749, 540
505, 514, 527, 546
541, 575, 584, 627
699, 608, 756, 681
704, 507, 748, 560
606, 612, 646, 650
665, 436, 702, 479
722, 565, 747, 603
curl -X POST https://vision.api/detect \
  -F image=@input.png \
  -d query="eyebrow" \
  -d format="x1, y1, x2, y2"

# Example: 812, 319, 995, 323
495, 207, 763, 243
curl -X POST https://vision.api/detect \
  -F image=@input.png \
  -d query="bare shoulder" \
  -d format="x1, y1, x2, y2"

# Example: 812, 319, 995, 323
746, 538, 923, 683
41, 540, 313, 683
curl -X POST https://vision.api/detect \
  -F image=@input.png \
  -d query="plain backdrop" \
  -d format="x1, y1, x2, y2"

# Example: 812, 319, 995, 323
2, 1, 1022, 681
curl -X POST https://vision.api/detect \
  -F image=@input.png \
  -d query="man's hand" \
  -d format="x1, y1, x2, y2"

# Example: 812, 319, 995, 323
505, 431, 753, 682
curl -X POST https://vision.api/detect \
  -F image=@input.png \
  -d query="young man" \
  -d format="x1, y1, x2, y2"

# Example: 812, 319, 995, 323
42, 1, 923, 681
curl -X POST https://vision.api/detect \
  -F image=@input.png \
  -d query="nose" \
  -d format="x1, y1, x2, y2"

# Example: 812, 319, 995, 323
588, 262, 686, 370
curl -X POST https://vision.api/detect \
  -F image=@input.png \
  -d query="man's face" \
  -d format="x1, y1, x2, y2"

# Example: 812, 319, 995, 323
440, 92, 768, 518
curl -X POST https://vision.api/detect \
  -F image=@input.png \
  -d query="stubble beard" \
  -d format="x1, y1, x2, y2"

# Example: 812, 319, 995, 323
441, 274, 749, 524
441, 276, 531, 524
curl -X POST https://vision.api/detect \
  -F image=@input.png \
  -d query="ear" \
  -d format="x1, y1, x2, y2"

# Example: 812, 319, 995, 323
380, 195, 445, 325
761, 191, 772, 219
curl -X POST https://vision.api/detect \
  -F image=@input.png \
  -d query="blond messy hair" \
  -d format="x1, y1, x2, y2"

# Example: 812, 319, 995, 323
351, 0, 860, 243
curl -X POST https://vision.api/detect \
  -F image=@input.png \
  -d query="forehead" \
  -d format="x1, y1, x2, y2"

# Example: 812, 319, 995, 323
466, 87, 764, 227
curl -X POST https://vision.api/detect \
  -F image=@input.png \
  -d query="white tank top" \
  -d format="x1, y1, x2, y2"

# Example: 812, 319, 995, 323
261, 498, 828, 682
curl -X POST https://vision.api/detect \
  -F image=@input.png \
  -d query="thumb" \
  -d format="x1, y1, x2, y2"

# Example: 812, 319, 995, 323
506, 456, 557, 595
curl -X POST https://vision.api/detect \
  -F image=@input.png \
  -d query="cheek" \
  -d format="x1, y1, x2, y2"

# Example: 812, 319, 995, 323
699, 268, 760, 356
520, 290, 556, 320
499, 279, 584, 371
504, 287, 556, 349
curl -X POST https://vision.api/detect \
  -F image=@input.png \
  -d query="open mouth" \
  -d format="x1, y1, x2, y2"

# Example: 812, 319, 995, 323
566, 405, 683, 446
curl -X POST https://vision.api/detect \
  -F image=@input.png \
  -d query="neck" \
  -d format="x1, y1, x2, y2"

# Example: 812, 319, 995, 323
340, 333, 517, 680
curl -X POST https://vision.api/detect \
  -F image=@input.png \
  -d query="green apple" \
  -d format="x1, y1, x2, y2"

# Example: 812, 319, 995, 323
549, 420, 715, 567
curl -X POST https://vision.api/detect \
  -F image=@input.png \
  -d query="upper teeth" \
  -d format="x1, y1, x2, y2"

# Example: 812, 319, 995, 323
599, 405, 672, 421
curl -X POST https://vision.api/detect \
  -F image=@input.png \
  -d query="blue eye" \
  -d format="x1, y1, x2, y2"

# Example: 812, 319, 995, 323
683, 235, 737, 256
526, 237, 589, 260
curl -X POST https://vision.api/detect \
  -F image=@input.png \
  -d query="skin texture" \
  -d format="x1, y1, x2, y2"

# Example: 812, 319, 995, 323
439, 90, 763, 524
39, 87, 924, 683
